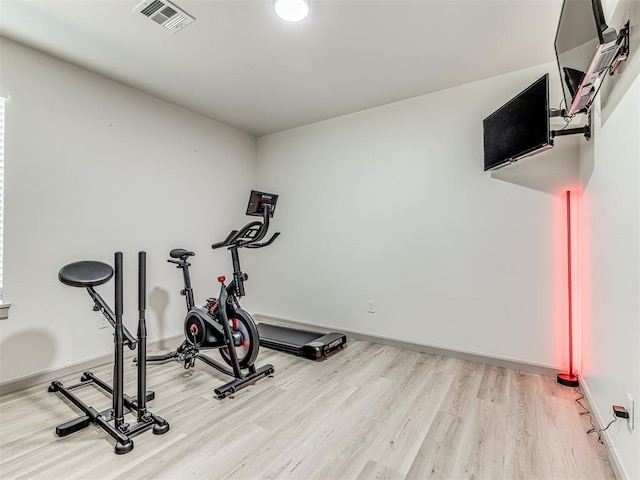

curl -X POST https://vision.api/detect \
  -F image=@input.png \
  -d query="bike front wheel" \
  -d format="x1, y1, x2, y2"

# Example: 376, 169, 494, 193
219, 308, 260, 369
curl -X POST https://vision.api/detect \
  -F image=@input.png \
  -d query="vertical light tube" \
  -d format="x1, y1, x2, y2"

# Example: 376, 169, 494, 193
567, 191, 574, 375
571, 189, 582, 377
558, 190, 579, 387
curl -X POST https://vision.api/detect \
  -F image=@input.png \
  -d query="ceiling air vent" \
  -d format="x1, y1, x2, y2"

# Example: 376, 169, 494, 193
133, 0, 195, 34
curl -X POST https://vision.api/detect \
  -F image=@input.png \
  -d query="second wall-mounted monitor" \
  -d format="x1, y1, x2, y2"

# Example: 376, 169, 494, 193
555, 0, 620, 116
483, 74, 552, 171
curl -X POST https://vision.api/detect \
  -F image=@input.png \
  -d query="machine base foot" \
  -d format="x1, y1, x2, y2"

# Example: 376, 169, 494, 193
557, 373, 579, 387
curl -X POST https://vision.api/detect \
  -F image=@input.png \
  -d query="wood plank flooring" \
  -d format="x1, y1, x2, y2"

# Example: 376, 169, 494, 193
0, 339, 614, 479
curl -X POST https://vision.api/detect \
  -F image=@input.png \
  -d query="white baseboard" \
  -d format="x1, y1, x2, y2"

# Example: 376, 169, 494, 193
578, 375, 628, 480
0, 334, 183, 396
253, 313, 560, 377
0, 313, 572, 396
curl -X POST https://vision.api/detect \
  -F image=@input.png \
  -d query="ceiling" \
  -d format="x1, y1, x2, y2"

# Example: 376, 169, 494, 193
0, 0, 563, 136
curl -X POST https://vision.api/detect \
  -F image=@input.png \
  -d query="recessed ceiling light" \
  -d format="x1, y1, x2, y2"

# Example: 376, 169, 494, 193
273, 0, 310, 22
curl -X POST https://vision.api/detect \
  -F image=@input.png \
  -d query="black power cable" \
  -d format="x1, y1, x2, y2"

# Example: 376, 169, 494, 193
573, 387, 618, 444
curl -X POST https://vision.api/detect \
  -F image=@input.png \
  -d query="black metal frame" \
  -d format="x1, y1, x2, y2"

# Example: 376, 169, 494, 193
49, 252, 169, 454
609, 21, 630, 76
549, 109, 592, 141
551, 125, 591, 140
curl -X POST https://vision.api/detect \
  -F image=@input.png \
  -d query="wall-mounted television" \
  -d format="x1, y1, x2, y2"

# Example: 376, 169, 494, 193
483, 74, 552, 172
554, 0, 620, 116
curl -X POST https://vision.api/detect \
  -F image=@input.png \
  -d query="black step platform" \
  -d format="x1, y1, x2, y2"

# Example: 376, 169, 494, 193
257, 323, 346, 360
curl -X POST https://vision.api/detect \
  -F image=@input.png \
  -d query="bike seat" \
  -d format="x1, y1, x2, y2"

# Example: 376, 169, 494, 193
59, 261, 114, 288
169, 248, 195, 259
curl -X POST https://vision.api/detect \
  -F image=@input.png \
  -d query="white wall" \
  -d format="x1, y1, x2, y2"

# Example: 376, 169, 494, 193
577, 1, 640, 475
250, 63, 580, 369
0, 38, 257, 384
580, 66, 640, 480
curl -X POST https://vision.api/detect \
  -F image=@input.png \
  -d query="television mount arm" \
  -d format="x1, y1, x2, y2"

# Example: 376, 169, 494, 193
551, 125, 591, 140
549, 110, 592, 141
610, 21, 630, 76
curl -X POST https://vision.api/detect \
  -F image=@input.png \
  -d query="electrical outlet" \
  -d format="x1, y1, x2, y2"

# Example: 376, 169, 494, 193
98, 315, 110, 329
627, 393, 635, 431
367, 301, 375, 313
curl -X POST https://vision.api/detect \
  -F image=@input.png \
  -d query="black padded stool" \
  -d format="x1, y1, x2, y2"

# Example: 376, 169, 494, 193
59, 261, 113, 288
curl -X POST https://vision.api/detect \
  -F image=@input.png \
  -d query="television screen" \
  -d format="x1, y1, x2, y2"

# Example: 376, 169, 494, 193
483, 74, 552, 171
554, 0, 619, 116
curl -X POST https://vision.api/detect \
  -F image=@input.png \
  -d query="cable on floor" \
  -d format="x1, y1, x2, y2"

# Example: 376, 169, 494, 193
573, 386, 618, 444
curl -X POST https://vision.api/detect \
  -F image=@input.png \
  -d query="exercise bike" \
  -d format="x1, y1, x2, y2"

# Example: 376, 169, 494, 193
49, 251, 169, 454
145, 191, 280, 398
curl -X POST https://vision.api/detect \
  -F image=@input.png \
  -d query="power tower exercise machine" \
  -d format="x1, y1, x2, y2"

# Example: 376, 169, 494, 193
49, 251, 169, 454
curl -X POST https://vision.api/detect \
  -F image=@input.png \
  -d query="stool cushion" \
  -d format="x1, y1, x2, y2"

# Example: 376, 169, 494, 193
59, 261, 114, 288
169, 248, 194, 259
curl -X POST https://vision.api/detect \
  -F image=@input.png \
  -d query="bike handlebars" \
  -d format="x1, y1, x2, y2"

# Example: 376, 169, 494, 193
167, 199, 279, 302
246, 231, 280, 248
212, 204, 280, 251
211, 229, 280, 250
211, 230, 239, 250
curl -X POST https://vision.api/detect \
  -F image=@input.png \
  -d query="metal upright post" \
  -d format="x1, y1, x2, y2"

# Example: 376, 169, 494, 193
113, 252, 125, 427
137, 251, 149, 420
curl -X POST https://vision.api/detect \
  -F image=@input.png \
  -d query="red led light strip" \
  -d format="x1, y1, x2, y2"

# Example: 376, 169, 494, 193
558, 190, 579, 387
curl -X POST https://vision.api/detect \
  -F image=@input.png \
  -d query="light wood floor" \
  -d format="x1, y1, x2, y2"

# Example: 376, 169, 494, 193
0, 339, 615, 480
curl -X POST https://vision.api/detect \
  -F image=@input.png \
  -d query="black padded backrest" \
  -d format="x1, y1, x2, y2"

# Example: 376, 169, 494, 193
59, 261, 114, 288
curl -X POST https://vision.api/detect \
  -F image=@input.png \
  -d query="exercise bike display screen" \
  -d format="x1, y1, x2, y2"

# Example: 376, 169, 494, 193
246, 190, 278, 217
